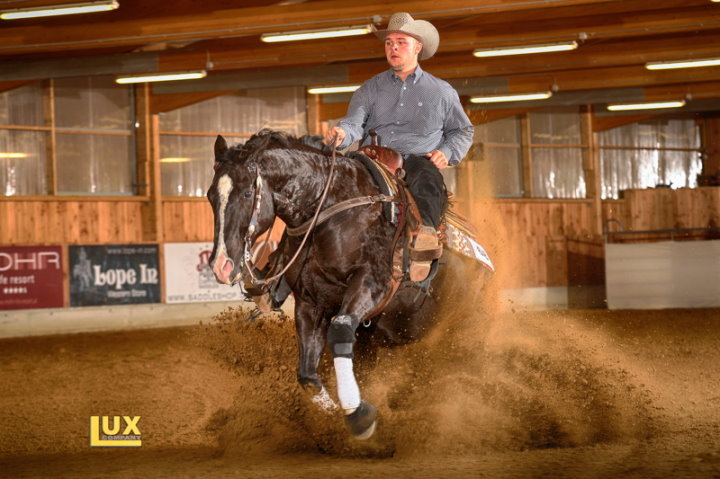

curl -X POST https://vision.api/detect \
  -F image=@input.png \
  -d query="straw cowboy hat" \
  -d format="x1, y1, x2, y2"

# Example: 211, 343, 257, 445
375, 12, 439, 60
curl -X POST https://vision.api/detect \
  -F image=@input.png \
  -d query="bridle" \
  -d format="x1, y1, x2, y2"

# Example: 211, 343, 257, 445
240, 136, 340, 290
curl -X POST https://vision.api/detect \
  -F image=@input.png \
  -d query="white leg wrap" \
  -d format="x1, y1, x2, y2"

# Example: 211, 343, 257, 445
333, 357, 361, 413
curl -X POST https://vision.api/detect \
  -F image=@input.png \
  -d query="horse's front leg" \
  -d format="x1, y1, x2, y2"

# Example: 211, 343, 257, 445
294, 299, 337, 412
328, 271, 390, 440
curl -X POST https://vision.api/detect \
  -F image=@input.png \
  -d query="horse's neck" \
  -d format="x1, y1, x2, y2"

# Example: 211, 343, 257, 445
263, 150, 372, 228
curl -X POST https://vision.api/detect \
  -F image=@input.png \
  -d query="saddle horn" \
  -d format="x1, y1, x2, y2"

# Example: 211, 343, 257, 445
368, 130, 381, 146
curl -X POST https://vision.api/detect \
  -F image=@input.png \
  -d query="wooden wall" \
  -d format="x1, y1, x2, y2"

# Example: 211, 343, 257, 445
0, 199, 146, 245
1, 189, 717, 291
162, 199, 213, 243
452, 186, 720, 290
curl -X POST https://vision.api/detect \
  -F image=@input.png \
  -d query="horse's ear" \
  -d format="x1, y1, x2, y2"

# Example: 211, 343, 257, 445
214, 135, 228, 160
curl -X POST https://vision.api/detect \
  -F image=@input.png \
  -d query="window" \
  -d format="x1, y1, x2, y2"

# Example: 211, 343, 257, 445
0, 83, 48, 195
529, 107, 586, 199
598, 119, 701, 199
159, 87, 307, 197
0, 79, 135, 196
469, 107, 587, 199
54, 77, 135, 195
469, 116, 523, 197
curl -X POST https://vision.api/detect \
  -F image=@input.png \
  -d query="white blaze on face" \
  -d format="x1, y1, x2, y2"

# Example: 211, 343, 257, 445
216, 174, 234, 257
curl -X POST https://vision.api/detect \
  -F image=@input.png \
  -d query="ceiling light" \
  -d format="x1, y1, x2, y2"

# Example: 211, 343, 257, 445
645, 57, 720, 70
0, 1, 118, 20
307, 85, 361, 95
606, 100, 686, 111
470, 92, 553, 103
261, 25, 375, 43
115, 70, 207, 84
473, 41, 578, 58
0, 152, 29, 159
160, 157, 193, 163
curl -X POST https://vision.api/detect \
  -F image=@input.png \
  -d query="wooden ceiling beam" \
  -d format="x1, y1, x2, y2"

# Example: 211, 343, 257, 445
150, 90, 235, 114
447, 4, 720, 46
494, 66, 720, 95
0, 0, 630, 56
154, 22, 720, 74
467, 107, 536, 125
592, 114, 663, 132
422, 31, 720, 78
0, 80, 32, 94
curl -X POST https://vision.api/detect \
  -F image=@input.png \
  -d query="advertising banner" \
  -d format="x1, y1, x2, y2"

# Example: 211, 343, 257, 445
69, 245, 160, 307
164, 242, 245, 303
0, 246, 64, 310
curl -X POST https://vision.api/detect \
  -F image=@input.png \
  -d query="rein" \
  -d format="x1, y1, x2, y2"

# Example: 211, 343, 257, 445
286, 194, 398, 236
242, 137, 340, 288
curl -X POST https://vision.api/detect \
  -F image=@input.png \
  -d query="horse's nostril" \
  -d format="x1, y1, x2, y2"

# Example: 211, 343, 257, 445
221, 258, 234, 278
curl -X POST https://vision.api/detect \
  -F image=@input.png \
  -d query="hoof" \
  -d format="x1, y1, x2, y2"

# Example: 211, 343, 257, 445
344, 401, 377, 440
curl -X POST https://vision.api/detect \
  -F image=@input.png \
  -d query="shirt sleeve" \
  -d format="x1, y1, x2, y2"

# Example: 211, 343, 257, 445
438, 89, 475, 166
336, 83, 371, 149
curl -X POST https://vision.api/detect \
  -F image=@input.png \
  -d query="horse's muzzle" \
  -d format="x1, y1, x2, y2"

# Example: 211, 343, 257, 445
212, 250, 237, 285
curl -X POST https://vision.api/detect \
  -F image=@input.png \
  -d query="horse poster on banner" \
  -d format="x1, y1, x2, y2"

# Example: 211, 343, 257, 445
69, 245, 160, 307
164, 242, 245, 304
0, 246, 64, 310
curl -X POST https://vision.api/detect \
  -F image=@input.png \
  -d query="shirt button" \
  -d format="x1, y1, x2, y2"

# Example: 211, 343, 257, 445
400, 103, 404, 106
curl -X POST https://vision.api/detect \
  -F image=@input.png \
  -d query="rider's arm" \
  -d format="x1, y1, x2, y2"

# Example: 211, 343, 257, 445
336, 84, 371, 149
437, 90, 474, 166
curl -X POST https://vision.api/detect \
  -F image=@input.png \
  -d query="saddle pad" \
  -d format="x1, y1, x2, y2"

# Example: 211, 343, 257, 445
443, 211, 495, 272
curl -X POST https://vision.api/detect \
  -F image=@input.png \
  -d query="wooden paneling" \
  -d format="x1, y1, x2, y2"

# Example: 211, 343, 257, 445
161, 200, 214, 243
0, 200, 145, 245
621, 187, 720, 231
704, 117, 720, 178
453, 187, 720, 289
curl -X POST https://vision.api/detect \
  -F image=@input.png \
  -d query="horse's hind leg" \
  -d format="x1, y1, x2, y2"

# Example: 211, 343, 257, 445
294, 300, 337, 412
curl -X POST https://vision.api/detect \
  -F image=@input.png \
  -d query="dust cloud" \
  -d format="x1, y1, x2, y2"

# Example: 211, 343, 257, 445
198, 289, 657, 459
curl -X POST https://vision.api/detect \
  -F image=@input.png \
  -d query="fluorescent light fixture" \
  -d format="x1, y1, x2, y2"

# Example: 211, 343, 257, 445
0, 0, 118, 20
473, 41, 578, 58
261, 25, 375, 43
115, 70, 207, 84
307, 85, 361, 95
160, 157, 193, 163
606, 100, 686, 111
470, 92, 552, 104
0, 152, 29, 159
645, 57, 720, 70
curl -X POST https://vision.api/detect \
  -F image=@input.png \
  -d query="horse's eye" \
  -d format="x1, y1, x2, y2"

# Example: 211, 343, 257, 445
244, 190, 252, 199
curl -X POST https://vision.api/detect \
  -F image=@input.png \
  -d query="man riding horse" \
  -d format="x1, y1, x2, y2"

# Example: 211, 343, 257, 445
325, 12, 474, 282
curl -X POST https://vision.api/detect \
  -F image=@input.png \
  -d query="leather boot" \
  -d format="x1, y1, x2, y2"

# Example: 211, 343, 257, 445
409, 225, 439, 282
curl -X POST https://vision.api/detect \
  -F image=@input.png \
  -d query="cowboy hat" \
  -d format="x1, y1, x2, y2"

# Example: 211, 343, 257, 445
375, 12, 439, 60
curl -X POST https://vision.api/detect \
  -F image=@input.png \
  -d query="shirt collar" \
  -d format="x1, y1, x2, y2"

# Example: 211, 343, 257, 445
388, 64, 425, 84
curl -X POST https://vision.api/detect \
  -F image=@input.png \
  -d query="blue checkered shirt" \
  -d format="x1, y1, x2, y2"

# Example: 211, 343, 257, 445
337, 65, 474, 166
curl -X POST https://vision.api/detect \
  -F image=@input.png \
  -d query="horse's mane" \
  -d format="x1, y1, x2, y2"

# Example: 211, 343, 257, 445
219, 129, 334, 169
247, 129, 331, 154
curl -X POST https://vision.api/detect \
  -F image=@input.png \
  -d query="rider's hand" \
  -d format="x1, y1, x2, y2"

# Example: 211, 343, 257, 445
325, 126, 345, 147
426, 150, 449, 169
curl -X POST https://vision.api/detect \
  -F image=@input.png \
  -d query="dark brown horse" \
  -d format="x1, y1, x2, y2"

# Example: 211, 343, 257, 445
207, 130, 487, 440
